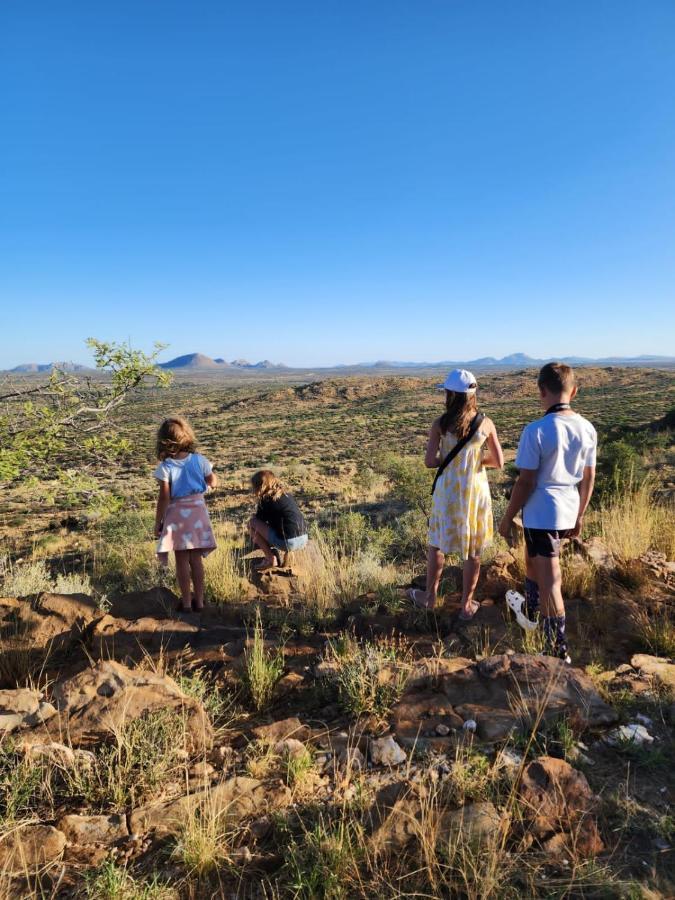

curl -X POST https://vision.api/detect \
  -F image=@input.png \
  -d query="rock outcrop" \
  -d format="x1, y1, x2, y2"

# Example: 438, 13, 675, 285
392, 654, 616, 747
517, 756, 604, 857
51, 659, 213, 752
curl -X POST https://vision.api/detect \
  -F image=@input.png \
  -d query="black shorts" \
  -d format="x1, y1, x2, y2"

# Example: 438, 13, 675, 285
524, 527, 573, 558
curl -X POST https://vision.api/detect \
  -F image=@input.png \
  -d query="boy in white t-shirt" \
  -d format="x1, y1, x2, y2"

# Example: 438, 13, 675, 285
499, 363, 597, 662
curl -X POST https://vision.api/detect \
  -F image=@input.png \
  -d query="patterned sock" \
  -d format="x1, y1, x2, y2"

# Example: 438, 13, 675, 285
524, 577, 540, 619
542, 615, 568, 658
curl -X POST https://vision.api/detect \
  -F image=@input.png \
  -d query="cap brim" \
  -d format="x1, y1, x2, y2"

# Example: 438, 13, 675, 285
435, 383, 447, 390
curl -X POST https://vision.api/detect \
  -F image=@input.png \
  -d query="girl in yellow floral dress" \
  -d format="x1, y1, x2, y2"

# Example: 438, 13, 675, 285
408, 369, 504, 619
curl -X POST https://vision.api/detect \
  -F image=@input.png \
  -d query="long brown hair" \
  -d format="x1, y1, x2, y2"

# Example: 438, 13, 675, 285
439, 391, 478, 438
156, 417, 197, 460
251, 470, 284, 501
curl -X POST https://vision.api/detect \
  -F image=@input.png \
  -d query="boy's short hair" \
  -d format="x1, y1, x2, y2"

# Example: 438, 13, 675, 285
537, 362, 576, 395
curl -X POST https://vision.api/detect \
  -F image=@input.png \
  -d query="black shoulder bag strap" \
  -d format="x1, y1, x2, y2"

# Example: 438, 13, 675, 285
431, 412, 485, 495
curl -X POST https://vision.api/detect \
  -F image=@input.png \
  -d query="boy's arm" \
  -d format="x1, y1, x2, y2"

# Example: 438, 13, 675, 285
572, 466, 595, 537
498, 469, 537, 538
154, 481, 171, 537
205, 471, 218, 490
424, 421, 442, 468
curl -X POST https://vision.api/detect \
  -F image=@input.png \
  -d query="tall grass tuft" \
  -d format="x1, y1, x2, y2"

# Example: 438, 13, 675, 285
241, 608, 284, 711
598, 479, 675, 560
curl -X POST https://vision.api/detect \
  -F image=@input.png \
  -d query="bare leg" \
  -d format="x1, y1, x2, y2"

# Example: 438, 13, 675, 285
533, 557, 564, 617
189, 551, 205, 609
248, 517, 277, 565
461, 555, 481, 615
425, 546, 445, 607
175, 551, 192, 610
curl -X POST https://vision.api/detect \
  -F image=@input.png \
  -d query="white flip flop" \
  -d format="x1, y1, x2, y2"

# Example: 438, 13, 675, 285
505, 590, 538, 632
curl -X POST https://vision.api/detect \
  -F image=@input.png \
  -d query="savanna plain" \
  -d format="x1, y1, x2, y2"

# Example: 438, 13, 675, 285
1, 363, 674, 899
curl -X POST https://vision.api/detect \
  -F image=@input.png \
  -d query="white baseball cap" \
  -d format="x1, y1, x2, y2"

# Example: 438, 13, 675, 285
436, 368, 477, 394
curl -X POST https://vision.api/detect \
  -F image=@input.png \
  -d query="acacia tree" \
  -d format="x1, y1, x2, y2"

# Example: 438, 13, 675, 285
0, 339, 171, 482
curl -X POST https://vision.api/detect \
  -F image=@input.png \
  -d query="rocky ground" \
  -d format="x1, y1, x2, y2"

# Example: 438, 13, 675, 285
0, 541, 673, 899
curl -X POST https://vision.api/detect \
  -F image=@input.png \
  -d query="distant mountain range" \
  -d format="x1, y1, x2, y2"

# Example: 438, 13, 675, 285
9, 361, 93, 373
359, 352, 675, 369
156, 353, 287, 370
6, 351, 674, 374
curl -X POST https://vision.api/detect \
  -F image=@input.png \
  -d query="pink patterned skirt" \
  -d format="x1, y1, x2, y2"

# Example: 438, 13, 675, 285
156, 494, 217, 565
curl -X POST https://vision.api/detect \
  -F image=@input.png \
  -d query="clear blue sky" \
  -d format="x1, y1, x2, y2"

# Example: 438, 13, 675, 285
2, 1, 674, 368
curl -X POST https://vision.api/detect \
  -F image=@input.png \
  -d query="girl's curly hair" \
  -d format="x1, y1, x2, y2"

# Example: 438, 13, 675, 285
156, 417, 197, 460
251, 469, 284, 500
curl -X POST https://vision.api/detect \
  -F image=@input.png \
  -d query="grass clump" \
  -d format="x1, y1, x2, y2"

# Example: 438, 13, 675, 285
73, 709, 188, 809
240, 608, 284, 712
323, 633, 412, 719
175, 665, 236, 728
172, 791, 239, 878
281, 815, 364, 900
203, 537, 248, 604
85, 860, 176, 900
598, 480, 675, 561
0, 740, 50, 823
633, 604, 675, 658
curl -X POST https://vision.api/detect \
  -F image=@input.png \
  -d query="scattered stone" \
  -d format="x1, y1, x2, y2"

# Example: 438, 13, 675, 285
635, 712, 654, 729
276, 737, 308, 760
370, 735, 406, 766
189, 761, 215, 779
57, 814, 128, 845
251, 717, 310, 743
0, 688, 57, 733
630, 654, 675, 690
24, 741, 95, 768
605, 724, 654, 747
497, 748, 524, 770
337, 746, 365, 772
0, 824, 66, 872
435, 723, 450, 736
518, 756, 604, 857
615, 663, 634, 675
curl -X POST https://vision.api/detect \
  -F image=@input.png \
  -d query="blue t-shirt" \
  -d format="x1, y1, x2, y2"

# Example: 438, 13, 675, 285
153, 453, 213, 499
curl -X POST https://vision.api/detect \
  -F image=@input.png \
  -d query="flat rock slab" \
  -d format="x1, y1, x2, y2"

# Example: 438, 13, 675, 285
251, 717, 310, 743
57, 814, 128, 845
631, 654, 675, 690
130, 775, 291, 836
52, 659, 213, 752
0, 824, 66, 872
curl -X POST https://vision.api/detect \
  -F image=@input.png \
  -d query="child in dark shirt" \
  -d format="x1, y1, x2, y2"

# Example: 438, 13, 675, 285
248, 470, 308, 570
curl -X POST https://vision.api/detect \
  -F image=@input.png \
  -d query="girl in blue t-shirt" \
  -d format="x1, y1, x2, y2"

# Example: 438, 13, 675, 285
154, 417, 218, 613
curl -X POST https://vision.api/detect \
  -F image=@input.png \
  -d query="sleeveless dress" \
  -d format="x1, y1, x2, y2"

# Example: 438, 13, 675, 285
427, 426, 493, 558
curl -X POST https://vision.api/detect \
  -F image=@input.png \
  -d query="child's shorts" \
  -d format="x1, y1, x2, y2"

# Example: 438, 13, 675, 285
268, 530, 309, 552
524, 527, 573, 558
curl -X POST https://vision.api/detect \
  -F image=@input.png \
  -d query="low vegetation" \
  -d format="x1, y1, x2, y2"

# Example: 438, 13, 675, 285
0, 366, 673, 897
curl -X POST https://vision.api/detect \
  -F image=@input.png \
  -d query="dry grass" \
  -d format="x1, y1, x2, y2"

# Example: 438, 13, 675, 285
297, 530, 403, 612
598, 480, 675, 561
240, 608, 285, 711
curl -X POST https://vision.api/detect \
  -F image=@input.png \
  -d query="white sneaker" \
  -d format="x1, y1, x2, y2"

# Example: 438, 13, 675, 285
505, 590, 538, 632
